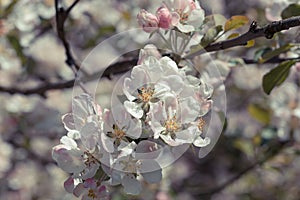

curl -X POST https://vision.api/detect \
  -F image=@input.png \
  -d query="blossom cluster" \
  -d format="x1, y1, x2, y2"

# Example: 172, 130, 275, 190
52, 44, 213, 199
137, 0, 205, 33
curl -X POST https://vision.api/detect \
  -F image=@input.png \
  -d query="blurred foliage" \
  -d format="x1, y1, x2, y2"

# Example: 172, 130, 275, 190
0, 0, 299, 200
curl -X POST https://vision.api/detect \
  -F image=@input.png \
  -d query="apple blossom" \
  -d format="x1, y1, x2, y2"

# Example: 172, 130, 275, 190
62, 94, 103, 151
163, 0, 205, 32
137, 9, 159, 33
106, 142, 162, 195
53, 44, 214, 198
156, 6, 173, 29
102, 106, 142, 153
73, 178, 109, 200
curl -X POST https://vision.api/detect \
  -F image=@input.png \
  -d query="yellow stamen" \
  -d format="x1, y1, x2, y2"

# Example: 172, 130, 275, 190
88, 189, 96, 198
197, 118, 205, 132
138, 87, 155, 103
164, 115, 180, 132
113, 124, 126, 139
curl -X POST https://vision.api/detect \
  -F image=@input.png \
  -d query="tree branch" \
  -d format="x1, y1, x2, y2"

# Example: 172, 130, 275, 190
190, 140, 292, 197
243, 56, 300, 64
55, 0, 81, 70
0, 57, 138, 96
185, 16, 300, 58
1, 16, 299, 96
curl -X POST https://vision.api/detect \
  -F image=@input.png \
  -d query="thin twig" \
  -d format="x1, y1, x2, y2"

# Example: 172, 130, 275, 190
243, 56, 300, 64
0, 57, 138, 96
1, 16, 300, 96
55, 0, 81, 70
189, 140, 292, 196
185, 16, 300, 58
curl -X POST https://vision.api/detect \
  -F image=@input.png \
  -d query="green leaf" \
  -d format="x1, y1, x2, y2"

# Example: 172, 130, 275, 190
245, 40, 255, 47
200, 25, 223, 47
259, 44, 294, 63
213, 14, 227, 27
234, 139, 254, 157
204, 14, 226, 28
262, 60, 297, 95
247, 103, 271, 125
224, 15, 249, 32
253, 47, 272, 62
0, 0, 18, 18
281, 3, 300, 19
6, 33, 27, 66
227, 33, 240, 39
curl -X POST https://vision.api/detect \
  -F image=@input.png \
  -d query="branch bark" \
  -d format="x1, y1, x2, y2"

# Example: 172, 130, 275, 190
189, 140, 292, 197
0, 57, 138, 97
185, 16, 300, 58
55, 0, 81, 70
0, 16, 299, 96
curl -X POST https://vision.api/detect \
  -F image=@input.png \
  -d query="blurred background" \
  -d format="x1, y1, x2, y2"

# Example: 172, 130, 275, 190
0, 0, 300, 199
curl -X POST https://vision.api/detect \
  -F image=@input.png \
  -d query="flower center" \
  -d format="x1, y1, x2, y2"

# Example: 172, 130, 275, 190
164, 115, 180, 133
83, 151, 98, 167
113, 124, 126, 139
138, 86, 154, 103
88, 189, 97, 199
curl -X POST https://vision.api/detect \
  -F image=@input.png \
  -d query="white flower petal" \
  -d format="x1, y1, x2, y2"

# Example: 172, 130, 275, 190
124, 101, 144, 119
142, 169, 162, 184
109, 170, 122, 186
179, 96, 200, 123
62, 113, 77, 132
135, 140, 161, 160
176, 23, 195, 33
60, 136, 77, 149
127, 118, 142, 139
139, 159, 161, 174
160, 134, 183, 146
123, 66, 150, 101
187, 9, 205, 28
101, 134, 115, 153
193, 136, 210, 147
174, 129, 194, 143
82, 163, 100, 180
80, 122, 99, 151
52, 145, 85, 173
121, 174, 142, 195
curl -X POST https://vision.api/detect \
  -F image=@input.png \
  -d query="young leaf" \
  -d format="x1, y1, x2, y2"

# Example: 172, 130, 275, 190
227, 33, 240, 39
224, 15, 249, 32
247, 103, 271, 125
259, 44, 294, 63
245, 40, 255, 47
213, 14, 227, 27
262, 60, 297, 95
200, 25, 223, 47
6, 33, 27, 66
254, 47, 272, 62
281, 3, 300, 19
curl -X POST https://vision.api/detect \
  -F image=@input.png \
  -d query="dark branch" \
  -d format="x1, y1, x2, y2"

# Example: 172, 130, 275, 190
55, 0, 81, 70
1, 16, 299, 96
190, 140, 292, 196
0, 80, 74, 97
243, 56, 300, 64
0, 57, 138, 96
185, 16, 300, 58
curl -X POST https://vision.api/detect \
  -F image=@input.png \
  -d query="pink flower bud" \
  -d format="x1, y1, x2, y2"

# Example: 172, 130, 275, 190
137, 9, 159, 33
156, 6, 173, 29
